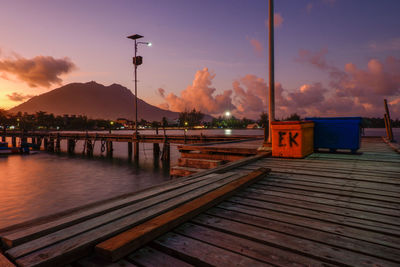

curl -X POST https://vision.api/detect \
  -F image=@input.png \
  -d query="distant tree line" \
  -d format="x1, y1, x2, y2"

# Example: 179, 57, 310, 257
0, 109, 398, 131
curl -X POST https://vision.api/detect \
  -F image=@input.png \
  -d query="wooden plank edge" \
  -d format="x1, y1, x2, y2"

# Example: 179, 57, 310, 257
382, 137, 400, 154
0, 253, 16, 267
95, 167, 271, 262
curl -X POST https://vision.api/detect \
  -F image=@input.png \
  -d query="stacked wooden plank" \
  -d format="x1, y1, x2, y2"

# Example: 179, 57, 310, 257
0, 157, 269, 267
123, 138, 400, 266
171, 139, 264, 177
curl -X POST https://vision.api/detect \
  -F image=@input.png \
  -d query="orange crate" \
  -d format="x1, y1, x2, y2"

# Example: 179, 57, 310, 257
271, 121, 314, 158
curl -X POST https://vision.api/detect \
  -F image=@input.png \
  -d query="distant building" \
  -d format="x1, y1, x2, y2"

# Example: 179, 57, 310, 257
246, 123, 260, 129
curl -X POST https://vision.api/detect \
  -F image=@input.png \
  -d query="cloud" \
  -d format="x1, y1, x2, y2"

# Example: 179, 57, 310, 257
306, 3, 313, 13
157, 88, 165, 98
158, 52, 400, 119
265, 13, 284, 28
6, 92, 35, 102
158, 68, 235, 115
296, 49, 400, 117
250, 39, 263, 55
368, 37, 400, 52
274, 13, 284, 27
0, 55, 76, 88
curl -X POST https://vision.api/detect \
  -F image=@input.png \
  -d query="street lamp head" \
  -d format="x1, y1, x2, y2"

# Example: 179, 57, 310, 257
147, 42, 152, 47
127, 34, 143, 40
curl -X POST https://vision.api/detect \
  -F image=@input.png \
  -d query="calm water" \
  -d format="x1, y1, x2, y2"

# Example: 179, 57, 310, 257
0, 128, 397, 229
0, 129, 262, 229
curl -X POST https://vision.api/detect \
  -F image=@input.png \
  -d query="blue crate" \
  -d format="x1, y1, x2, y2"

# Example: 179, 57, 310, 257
305, 117, 362, 153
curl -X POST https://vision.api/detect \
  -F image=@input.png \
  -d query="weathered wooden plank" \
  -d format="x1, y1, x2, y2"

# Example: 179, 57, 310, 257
227, 196, 400, 236
1, 172, 222, 247
7, 171, 239, 259
256, 159, 400, 174
260, 167, 400, 185
192, 214, 399, 267
11, 172, 253, 267
217, 202, 400, 250
127, 246, 193, 267
204, 208, 400, 263
152, 232, 270, 267
173, 223, 330, 267
0, 253, 15, 267
178, 158, 223, 169
95, 168, 270, 262
260, 173, 400, 194
250, 162, 400, 178
236, 190, 400, 228
251, 183, 400, 210
245, 186, 400, 217
180, 152, 245, 161
77, 256, 137, 267
256, 178, 400, 201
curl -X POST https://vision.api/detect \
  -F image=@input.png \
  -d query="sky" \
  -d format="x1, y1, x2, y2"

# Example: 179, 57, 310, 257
0, 0, 399, 119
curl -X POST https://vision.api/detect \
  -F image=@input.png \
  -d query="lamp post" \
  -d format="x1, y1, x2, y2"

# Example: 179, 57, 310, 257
127, 34, 152, 136
266, 0, 275, 144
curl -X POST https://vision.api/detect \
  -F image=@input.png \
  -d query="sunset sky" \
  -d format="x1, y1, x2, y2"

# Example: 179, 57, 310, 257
0, 0, 399, 119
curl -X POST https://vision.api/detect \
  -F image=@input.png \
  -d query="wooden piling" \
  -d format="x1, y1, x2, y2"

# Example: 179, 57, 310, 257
161, 142, 170, 162
43, 138, 48, 151
128, 142, 133, 159
55, 136, 61, 153
134, 142, 139, 160
48, 137, 55, 152
36, 137, 42, 149
106, 140, 113, 158
86, 140, 94, 157
1, 134, 5, 142
67, 139, 75, 154
12, 136, 17, 147
384, 99, 394, 141
153, 143, 160, 159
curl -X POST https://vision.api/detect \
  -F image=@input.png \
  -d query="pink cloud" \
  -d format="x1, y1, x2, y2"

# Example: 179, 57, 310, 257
158, 68, 235, 115
6, 92, 35, 102
274, 13, 284, 27
249, 38, 263, 55
0, 55, 76, 88
157, 87, 165, 98
265, 13, 284, 28
306, 3, 313, 13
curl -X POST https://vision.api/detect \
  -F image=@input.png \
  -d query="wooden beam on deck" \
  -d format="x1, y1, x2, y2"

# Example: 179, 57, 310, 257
95, 167, 270, 262
0, 253, 15, 267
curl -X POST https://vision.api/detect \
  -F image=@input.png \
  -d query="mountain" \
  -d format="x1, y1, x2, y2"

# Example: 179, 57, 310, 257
8, 81, 181, 121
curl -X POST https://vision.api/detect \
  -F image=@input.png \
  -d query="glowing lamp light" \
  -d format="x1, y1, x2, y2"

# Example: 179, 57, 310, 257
147, 42, 152, 47
110, 121, 114, 125
225, 111, 231, 117
184, 121, 188, 126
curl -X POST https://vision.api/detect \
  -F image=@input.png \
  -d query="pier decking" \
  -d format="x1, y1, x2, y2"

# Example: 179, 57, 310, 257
1, 137, 399, 266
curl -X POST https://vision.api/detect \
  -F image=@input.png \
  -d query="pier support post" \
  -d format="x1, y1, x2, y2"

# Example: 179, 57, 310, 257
153, 143, 160, 160
106, 141, 113, 158
21, 136, 27, 144
128, 142, 133, 159
43, 138, 48, 150
67, 139, 75, 154
134, 142, 139, 161
48, 137, 54, 152
1, 134, 5, 142
37, 137, 42, 149
86, 140, 94, 157
55, 137, 61, 153
161, 142, 170, 162
12, 136, 17, 147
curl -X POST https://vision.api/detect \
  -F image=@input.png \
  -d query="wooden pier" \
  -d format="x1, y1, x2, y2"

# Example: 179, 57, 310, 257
1, 137, 399, 266
1, 131, 262, 161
